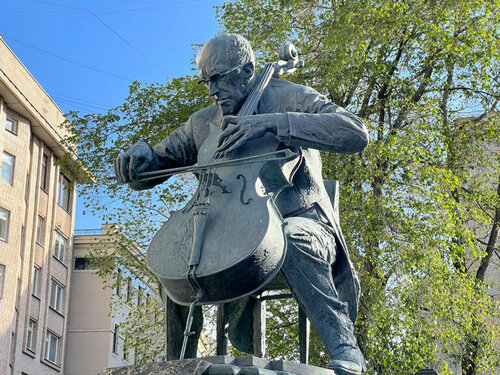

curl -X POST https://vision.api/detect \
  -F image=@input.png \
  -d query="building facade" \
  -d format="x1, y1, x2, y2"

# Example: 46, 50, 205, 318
0, 37, 77, 375
65, 225, 133, 375
65, 224, 161, 375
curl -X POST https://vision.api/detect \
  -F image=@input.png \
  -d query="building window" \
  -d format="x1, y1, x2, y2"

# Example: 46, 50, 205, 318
32, 266, 40, 297
40, 154, 48, 190
49, 279, 64, 314
137, 285, 143, 305
5, 117, 17, 134
36, 216, 44, 244
126, 278, 132, 301
123, 340, 129, 361
0, 264, 5, 298
74, 257, 92, 270
1, 152, 15, 185
44, 331, 60, 365
56, 174, 71, 212
0, 208, 9, 242
26, 319, 37, 352
112, 324, 119, 354
53, 232, 66, 262
116, 269, 122, 296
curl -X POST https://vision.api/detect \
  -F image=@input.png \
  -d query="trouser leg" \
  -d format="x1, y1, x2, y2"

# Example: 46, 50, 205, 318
280, 217, 360, 356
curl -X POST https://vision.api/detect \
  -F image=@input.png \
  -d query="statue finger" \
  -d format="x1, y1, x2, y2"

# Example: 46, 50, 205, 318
113, 157, 122, 183
218, 125, 240, 147
128, 154, 144, 180
221, 129, 246, 150
223, 136, 247, 154
218, 129, 245, 152
222, 115, 238, 130
117, 156, 130, 183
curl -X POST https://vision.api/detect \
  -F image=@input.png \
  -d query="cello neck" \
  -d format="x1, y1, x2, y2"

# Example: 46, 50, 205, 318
237, 43, 303, 117
237, 63, 275, 117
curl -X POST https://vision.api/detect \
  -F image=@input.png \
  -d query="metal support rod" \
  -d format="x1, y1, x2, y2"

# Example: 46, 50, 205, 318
259, 293, 294, 301
299, 306, 310, 364
179, 298, 199, 360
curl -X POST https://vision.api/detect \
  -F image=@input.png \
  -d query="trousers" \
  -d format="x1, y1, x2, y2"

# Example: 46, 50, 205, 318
165, 207, 360, 359
280, 211, 359, 355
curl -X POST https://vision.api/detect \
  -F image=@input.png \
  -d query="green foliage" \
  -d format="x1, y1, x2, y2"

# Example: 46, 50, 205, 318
63, 76, 211, 251
61, 1, 500, 371
264, 295, 331, 367
218, 0, 500, 373
114, 282, 166, 363
61, 77, 212, 361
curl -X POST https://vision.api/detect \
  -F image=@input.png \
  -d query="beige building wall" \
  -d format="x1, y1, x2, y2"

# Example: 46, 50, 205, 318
65, 225, 140, 375
0, 37, 77, 375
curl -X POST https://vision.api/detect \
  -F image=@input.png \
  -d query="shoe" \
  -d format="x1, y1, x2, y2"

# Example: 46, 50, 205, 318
327, 359, 363, 375
327, 346, 366, 375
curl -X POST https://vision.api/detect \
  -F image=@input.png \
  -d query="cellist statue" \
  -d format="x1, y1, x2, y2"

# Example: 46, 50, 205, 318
114, 34, 368, 375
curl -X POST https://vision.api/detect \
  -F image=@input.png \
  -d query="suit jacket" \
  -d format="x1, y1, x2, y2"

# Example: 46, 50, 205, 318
148, 78, 368, 322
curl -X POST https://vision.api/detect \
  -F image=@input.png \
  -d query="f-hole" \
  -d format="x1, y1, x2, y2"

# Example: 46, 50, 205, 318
237, 174, 252, 205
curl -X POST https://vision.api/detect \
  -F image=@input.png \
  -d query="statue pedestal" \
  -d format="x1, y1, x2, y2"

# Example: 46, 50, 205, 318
98, 355, 336, 375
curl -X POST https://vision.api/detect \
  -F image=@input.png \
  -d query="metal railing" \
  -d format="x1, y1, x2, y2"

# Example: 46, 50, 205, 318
74, 228, 103, 236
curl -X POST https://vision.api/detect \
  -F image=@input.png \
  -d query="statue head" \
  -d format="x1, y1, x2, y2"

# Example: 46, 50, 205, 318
197, 34, 255, 115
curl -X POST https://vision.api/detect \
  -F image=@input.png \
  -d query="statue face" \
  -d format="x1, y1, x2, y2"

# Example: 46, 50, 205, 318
197, 35, 255, 115
204, 68, 249, 115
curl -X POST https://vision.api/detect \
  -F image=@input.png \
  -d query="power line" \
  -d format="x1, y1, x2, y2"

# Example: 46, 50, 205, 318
49, 95, 111, 111
3, 36, 133, 82
31, 0, 171, 75
48, 92, 113, 108
91, 0, 209, 14
53, 99, 107, 112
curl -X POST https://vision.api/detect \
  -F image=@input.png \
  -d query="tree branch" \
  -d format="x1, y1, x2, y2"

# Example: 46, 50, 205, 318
390, 63, 434, 133
342, 40, 374, 107
476, 180, 500, 281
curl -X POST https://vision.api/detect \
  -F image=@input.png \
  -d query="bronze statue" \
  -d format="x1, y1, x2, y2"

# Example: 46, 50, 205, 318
114, 34, 368, 375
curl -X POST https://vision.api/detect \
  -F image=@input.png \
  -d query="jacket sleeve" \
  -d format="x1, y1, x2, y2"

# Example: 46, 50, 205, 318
152, 116, 198, 169
274, 85, 369, 153
130, 118, 198, 190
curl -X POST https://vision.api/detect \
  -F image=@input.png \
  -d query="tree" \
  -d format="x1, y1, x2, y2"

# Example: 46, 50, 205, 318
63, 0, 500, 372
217, 0, 500, 373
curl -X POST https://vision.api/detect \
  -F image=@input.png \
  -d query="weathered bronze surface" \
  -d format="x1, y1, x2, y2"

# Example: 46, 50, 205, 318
114, 34, 369, 374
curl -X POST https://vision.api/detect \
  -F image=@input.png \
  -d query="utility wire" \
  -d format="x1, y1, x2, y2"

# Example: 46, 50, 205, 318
3, 36, 133, 82
31, 0, 171, 75
53, 99, 107, 112
50, 95, 111, 111
48, 92, 112, 109
92, 0, 209, 14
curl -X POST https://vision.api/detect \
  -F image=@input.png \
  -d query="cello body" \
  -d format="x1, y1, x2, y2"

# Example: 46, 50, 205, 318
147, 44, 304, 306
147, 130, 300, 305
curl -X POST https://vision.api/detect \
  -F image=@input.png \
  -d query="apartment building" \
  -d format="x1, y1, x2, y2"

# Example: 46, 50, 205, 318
0, 37, 77, 375
65, 224, 162, 375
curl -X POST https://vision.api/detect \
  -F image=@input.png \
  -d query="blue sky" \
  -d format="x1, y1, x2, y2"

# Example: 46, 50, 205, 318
1, 0, 224, 229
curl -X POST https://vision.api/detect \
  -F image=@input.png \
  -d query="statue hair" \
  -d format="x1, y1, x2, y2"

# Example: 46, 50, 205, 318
196, 34, 255, 72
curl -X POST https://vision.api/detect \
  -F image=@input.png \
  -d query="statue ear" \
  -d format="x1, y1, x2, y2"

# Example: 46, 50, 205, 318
241, 62, 254, 84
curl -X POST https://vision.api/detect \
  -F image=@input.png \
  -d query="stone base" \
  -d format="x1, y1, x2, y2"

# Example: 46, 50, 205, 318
99, 355, 336, 375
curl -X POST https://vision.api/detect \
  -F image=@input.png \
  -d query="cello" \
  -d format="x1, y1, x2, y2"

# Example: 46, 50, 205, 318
145, 46, 303, 354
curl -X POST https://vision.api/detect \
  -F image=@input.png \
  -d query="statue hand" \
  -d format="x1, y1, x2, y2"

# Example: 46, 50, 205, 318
114, 141, 159, 188
217, 114, 278, 154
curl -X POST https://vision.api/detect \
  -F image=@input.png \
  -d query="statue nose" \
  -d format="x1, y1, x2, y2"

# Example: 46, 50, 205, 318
208, 81, 219, 97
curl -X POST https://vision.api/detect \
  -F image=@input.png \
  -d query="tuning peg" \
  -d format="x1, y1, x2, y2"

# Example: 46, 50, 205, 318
279, 44, 299, 62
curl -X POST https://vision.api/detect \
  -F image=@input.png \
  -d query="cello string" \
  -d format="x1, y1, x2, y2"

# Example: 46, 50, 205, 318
203, 64, 274, 199
199, 163, 210, 203
196, 62, 276, 207
238, 63, 274, 116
